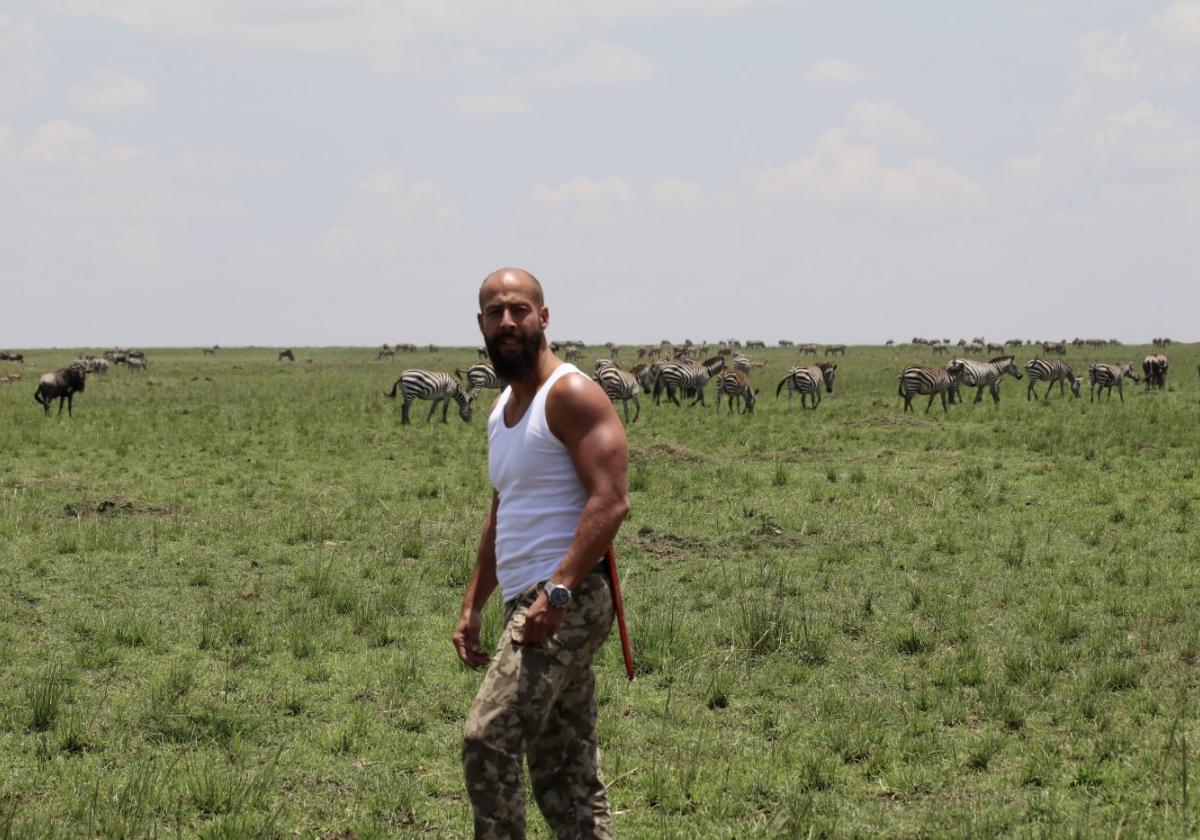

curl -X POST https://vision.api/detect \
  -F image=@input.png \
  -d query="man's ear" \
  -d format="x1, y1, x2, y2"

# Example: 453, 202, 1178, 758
540, 306, 549, 330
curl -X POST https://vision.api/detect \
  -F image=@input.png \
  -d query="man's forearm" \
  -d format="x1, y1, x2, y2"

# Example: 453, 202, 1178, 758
549, 493, 630, 589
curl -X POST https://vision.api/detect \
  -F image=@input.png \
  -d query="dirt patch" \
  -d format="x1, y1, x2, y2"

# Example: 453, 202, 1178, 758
632, 442, 702, 463
843, 415, 941, 429
62, 498, 181, 518
635, 526, 707, 558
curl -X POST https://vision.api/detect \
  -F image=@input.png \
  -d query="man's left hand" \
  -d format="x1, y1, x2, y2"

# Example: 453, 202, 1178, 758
520, 590, 564, 645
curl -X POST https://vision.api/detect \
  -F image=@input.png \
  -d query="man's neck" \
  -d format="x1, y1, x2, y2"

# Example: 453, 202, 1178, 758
507, 350, 562, 403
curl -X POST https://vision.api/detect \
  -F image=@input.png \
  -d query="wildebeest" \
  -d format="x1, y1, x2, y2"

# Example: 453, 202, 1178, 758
125, 357, 148, 371
1143, 354, 1168, 389
34, 367, 87, 416
202, 345, 219, 355
0, 352, 24, 363
279, 349, 295, 362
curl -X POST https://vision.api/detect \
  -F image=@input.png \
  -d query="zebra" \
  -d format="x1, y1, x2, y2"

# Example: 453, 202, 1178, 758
593, 361, 641, 423
634, 361, 661, 395
715, 369, 757, 414
653, 356, 726, 406
1143, 354, 1168, 389
457, 362, 502, 402
1088, 362, 1139, 403
384, 370, 473, 424
1025, 358, 1081, 400
898, 362, 965, 413
950, 356, 1023, 404
775, 363, 837, 409
825, 344, 847, 356
732, 354, 752, 373
1042, 340, 1067, 355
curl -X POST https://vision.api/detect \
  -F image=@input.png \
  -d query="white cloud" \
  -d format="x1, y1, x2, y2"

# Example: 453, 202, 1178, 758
531, 175, 638, 232
749, 129, 980, 210
649, 177, 707, 214
22, 119, 99, 167
802, 59, 880, 88
529, 42, 658, 89
70, 68, 154, 113
39, 2, 766, 73
0, 13, 46, 113
846, 99, 939, 148
320, 165, 460, 258
455, 93, 531, 119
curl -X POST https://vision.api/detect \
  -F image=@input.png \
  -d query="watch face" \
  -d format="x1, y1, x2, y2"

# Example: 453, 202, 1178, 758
548, 585, 571, 606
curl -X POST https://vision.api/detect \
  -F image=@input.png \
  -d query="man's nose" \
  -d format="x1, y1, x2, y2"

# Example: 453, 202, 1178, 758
499, 308, 517, 329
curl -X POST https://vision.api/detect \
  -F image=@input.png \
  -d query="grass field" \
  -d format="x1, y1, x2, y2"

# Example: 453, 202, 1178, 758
1, 342, 1198, 837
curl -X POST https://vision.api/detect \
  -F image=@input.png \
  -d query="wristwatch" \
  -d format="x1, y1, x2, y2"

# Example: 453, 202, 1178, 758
544, 582, 572, 608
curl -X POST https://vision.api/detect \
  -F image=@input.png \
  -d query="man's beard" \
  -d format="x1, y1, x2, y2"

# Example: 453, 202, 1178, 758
485, 328, 543, 382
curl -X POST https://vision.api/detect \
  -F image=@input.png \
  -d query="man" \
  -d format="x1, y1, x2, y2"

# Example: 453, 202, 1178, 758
454, 267, 630, 839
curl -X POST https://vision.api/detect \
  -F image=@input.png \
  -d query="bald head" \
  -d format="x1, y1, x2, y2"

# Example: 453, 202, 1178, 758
479, 267, 544, 311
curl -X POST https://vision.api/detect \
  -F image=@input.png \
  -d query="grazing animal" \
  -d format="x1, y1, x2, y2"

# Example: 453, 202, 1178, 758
775, 363, 837, 409
34, 367, 87, 416
1025, 358, 1081, 400
125, 357, 147, 371
457, 362, 502, 402
2, 372, 22, 383
986, 342, 1005, 354
950, 356, 1023, 404
593, 361, 641, 423
797, 343, 818, 355
732, 354, 753, 373
1042, 340, 1067, 355
635, 361, 661, 395
202, 346, 219, 355
384, 370, 473, 424
377, 345, 395, 360
930, 341, 948, 355
0, 352, 25, 362
653, 356, 726, 406
1088, 362, 1139, 402
279, 349, 295, 362
1143, 354, 1168, 389
715, 369, 757, 414
898, 362, 965, 413
825, 344, 847, 356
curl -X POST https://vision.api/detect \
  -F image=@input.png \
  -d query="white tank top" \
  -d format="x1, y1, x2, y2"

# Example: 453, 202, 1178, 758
488, 363, 590, 602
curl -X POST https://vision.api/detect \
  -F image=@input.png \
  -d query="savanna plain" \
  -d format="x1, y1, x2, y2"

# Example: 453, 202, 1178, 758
1, 343, 1198, 838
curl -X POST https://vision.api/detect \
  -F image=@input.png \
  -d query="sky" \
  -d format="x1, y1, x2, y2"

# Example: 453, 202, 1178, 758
2, 1, 1199, 347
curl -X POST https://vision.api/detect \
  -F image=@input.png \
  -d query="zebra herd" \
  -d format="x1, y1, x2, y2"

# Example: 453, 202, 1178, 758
384, 348, 1175, 426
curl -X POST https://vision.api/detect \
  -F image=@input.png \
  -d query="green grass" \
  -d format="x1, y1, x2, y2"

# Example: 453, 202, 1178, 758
1, 342, 1199, 835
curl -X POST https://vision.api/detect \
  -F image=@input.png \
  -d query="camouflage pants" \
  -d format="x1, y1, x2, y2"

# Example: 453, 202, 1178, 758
463, 571, 615, 840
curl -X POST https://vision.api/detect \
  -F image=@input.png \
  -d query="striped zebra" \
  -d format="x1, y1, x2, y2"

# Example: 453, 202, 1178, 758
633, 361, 661, 395
1088, 362, 1139, 403
775, 363, 837, 409
384, 370, 472, 424
456, 362, 502, 402
1025, 358, 1081, 400
733, 354, 752, 373
715, 369, 757, 414
1142, 354, 1168, 389
950, 356, 1022, 404
898, 362, 965, 413
653, 356, 726, 406
592, 361, 641, 423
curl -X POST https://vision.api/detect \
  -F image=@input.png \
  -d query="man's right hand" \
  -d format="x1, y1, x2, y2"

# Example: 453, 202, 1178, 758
453, 611, 489, 669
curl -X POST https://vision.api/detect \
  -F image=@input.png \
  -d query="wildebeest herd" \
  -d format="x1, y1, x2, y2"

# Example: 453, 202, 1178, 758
2, 340, 1183, 421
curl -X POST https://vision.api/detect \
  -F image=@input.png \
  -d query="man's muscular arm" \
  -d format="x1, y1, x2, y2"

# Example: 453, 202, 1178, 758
520, 374, 630, 645
453, 491, 500, 668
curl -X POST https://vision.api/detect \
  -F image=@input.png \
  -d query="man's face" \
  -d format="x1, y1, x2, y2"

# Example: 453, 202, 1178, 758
478, 284, 547, 383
